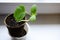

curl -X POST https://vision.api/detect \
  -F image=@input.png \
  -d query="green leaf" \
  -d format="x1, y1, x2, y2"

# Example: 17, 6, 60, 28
31, 5, 37, 15
13, 5, 26, 22
29, 15, 36, 22
29, 5, 37, 22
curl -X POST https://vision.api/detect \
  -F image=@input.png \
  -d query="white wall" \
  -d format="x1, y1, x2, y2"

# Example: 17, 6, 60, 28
0, 3, 60, 14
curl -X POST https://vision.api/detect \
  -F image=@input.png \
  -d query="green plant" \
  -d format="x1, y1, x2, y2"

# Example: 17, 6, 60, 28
13, 4, 37, 22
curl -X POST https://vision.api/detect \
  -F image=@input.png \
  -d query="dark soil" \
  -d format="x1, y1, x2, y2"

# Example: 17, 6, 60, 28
5, 14, 26, 37
7, 26, 26, 37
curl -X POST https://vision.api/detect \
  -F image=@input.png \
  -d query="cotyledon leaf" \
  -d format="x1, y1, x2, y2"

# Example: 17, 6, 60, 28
29, 5, 37, 22
29, 15, 36, 22
30, 5, 37, 15
13, 5, 26, 22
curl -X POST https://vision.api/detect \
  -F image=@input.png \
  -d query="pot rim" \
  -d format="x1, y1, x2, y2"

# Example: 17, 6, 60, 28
4, 13, 11, 26
4, 14, 26, 28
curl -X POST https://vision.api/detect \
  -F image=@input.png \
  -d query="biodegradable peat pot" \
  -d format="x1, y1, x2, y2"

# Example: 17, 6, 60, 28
4, 14, 29, 39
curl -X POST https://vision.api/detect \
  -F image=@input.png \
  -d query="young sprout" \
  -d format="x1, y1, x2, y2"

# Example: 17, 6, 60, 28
13, 4, 37, 22
29, 5, 37, 22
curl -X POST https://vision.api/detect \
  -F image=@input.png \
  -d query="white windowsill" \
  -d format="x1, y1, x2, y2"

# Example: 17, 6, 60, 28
0, 24, 60, 40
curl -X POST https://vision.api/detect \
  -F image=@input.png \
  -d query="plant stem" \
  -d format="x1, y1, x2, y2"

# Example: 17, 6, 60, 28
21, 20, 29, 22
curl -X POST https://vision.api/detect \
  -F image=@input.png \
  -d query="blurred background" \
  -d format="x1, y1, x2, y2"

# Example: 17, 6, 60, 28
0, 3, 60, 40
